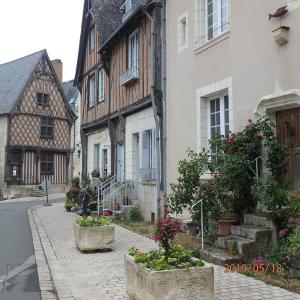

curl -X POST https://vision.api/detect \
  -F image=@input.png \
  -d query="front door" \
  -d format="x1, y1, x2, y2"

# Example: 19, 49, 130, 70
116, 143, 125, 182
276, 108, 300, 189
11, 165, 21, 184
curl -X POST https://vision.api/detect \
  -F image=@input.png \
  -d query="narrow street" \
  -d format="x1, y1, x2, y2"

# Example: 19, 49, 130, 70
0, 199, 62, 300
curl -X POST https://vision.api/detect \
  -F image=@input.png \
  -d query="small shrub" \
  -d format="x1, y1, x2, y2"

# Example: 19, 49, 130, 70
88, 201, 98, 211
129, 206, 143, 222
91, 169, 100, 178
228, 240, 239, 256
82, 176, 91, 188
76, 216, 112, 227
71, 177, 80, 188
64, 198, 76, 210
130, 244, 205, 271
287, 230, 300, 256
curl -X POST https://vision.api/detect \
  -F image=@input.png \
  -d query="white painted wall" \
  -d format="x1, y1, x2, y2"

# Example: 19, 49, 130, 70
87, 128, 111, 177
125, 107, 156, 180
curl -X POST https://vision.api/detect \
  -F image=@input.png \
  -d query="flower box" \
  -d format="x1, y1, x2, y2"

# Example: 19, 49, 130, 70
272, 26, 290, 45
74, 222, 115, 251
124, 254, 214, 300
218, 219, 237, 236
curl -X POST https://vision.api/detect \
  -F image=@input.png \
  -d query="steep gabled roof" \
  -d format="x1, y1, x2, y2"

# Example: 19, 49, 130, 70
0, 49, 45, 115
74, 0, 123, 87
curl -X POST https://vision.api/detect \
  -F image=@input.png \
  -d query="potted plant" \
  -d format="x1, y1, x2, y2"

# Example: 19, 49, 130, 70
124, 217, 214, 300
74, 216, 115, 251
88, 200, 98, 217
64, 198, 76, 212
91, 169, 100, 179
216, 212, 237, 236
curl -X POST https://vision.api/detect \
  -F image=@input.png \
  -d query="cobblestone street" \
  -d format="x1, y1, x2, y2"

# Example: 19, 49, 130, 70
32, 203, 300, 300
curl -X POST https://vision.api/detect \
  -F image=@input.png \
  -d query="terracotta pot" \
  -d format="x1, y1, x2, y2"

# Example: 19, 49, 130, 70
218, 220, 236, 236
65, 205, 72, 212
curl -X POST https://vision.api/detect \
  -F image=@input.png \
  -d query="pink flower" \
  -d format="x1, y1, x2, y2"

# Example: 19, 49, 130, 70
288, 217, 297, 223
279, 228, 289, 238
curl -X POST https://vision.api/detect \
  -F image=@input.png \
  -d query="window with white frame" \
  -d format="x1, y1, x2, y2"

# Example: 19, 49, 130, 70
88, 74, 95, 108
98, 68, 105, 101
195, 0, 229, 44
209, 94, 230, 139
140, 129, 156, 181
178, 13, 188, 51
94, 144, 100, 170
207, 0, 229, 40
128, 30, 139, 75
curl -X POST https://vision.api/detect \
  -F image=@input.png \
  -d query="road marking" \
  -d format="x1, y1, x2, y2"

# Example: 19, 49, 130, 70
0, 255, 35, 286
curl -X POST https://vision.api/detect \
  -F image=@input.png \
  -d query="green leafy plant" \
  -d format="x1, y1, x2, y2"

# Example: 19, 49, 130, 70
228, 240, 239, 256
64, 198, 76, 208
82, 176, 91, 188
287, 230, 300, 256
130, 244, 205, 271
129, 206, 143, 222
76, 216, 112, 227
91, 169, 100, 178
88, 201, 98, 211
71, 177, 80, 188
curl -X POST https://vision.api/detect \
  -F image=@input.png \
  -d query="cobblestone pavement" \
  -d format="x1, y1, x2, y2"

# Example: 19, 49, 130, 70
32, 203, 300, 300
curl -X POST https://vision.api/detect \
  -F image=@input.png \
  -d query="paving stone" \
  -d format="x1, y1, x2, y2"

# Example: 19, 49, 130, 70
30, 203, 300, 300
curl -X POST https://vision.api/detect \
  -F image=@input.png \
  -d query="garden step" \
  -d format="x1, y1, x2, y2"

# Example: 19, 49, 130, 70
230, 224, 273, 240
217, 235, 255, 256
244, 214, 274, 229
199, 248, 240, 266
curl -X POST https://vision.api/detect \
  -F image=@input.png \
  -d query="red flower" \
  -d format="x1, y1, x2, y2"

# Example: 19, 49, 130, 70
213, 173, 218, 179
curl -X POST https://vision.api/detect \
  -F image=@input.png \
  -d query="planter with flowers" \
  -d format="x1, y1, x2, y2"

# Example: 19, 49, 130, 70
74, 216, 114, 251
124, 217, 214, 300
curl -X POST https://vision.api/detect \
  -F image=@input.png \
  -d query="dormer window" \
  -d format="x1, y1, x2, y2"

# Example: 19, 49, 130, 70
37, 93, 50, 106
89, 26, 95, 52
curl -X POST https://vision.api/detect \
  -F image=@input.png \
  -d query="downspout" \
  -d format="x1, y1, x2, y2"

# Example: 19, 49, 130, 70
142, 5, 161, 221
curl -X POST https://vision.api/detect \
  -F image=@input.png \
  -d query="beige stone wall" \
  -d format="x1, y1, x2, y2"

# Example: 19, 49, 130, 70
0, 116, 8, 185
166, 0, 300, 186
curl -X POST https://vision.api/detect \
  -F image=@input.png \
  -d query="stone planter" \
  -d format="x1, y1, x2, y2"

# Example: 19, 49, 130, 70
74, 223, 115, 251
218, 220, 236, 236
124, 255, 214, 300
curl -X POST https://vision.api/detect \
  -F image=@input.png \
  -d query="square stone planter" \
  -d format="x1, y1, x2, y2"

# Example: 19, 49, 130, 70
124, 255, 214, 300
74, 222, 115, 251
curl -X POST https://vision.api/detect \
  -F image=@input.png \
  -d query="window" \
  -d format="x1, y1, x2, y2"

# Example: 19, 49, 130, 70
41, 152, 54, 175
41, 117, 54, 139
88, 74, 95, 108
209, 95, 230, 139
37, 93, 50, 106
178, 13, 188, 51
98, 68, 105, 101
140, 129, 156, 181
94, 144, 100, 170
207, 0, 229, 40
128, 30, 139, 75
89, 26, 95, 51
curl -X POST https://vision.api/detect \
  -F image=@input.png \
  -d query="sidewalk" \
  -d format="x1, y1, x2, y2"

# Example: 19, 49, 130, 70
0, 193, 66, 204
30, 203, 300, 300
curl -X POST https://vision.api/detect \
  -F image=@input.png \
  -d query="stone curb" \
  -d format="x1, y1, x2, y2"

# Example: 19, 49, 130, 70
28, 206, 75, 300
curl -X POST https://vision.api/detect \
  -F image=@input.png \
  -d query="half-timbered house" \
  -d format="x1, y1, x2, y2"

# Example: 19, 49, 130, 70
0, 50, 76, 197
74, 0, 165, 221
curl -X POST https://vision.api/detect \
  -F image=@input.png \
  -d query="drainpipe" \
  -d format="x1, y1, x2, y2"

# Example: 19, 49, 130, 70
142, 5, 161, 221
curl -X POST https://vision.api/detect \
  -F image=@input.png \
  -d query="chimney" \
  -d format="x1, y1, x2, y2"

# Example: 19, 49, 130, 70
51, 59, 63, 84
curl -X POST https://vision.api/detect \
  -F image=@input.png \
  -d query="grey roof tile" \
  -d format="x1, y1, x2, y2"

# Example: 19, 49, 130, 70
0, 49, 45, 115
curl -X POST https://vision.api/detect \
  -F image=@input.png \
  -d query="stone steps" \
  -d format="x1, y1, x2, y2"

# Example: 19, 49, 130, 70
199, 248, 241, 266
217, 235, 255, 256
231, 224, 272, 240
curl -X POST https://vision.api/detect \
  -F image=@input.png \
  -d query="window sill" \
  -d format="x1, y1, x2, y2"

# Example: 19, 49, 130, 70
194, 31, 230, 55
41, 136, 54, 140
87, 105, 95, 110
98, 97, 106, 103
141, 180, 156, 186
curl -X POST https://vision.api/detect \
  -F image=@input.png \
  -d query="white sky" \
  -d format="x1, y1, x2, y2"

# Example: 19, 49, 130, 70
0, 0, 84, 82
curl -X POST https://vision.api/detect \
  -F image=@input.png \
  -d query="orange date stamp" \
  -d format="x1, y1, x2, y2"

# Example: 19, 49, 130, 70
224, 263, 283, 273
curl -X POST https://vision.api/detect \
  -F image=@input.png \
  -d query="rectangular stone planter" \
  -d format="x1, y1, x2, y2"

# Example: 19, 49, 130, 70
124, 255, 214, 300
74, 222, 115, 251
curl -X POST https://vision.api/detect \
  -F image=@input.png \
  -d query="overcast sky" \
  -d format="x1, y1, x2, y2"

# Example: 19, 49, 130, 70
0, 0, 83, 82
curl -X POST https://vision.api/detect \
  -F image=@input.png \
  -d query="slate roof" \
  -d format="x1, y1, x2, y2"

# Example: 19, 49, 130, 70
0, 49, 45, 115
62, 80, 79, 102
